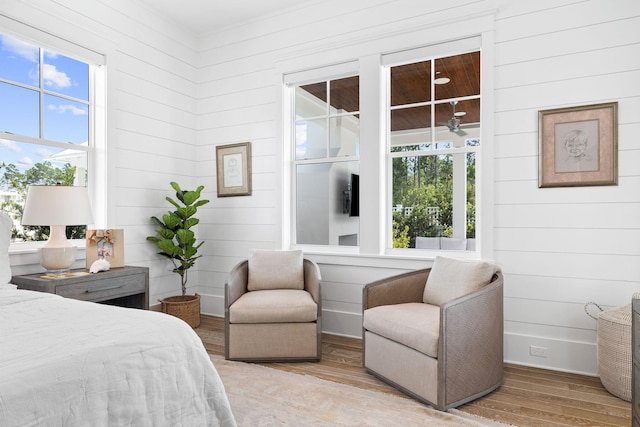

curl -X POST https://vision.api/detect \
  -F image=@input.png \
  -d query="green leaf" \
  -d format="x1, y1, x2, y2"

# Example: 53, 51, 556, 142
176, 229, 195, 246
177, 205, 197, 219
162, 212, 181, 229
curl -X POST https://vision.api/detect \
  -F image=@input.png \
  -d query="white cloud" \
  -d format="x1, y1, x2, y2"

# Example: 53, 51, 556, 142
36, 147, 54, 158
16, 157, 34, 169
0, 35, 38, 62
42, 63, 72, 90
48, 103, 87, 116
0, 139, 21, 153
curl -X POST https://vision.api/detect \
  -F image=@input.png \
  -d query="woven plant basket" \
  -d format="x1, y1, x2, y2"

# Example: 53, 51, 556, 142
160, 294, 201, 328
586, 302, 632, 401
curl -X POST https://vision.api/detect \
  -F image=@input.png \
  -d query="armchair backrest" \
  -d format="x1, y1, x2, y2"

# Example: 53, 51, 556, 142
225, 255, 322, 309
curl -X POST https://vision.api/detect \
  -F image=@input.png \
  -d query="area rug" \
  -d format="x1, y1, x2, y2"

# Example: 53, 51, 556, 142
210, 355, 510, 426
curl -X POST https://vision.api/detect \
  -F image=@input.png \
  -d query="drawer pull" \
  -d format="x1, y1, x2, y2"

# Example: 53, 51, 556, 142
86, 284, 124, 293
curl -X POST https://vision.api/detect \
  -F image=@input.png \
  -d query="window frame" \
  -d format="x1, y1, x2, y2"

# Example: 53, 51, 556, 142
383, 49, 481, 255
0, 25, 106, 254
280, 20, 495, 263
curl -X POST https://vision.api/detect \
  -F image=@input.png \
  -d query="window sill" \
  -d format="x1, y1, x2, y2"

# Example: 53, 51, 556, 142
296, 247, 478, 270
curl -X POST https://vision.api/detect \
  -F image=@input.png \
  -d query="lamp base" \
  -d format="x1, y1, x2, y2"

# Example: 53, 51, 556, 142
39, 246, 78, 272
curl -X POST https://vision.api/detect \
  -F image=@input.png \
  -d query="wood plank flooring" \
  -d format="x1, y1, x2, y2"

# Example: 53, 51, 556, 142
195, 315, 631, 426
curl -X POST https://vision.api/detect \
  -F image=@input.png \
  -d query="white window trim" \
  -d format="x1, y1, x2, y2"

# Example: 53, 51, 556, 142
279, 13, 496, 266
1, 16, 107, 255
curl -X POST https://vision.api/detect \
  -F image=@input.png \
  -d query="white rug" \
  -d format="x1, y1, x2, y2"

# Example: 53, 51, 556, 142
210, 355, 511, 426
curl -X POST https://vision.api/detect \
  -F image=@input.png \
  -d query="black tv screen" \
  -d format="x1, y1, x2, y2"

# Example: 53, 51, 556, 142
350, 174, 359, 217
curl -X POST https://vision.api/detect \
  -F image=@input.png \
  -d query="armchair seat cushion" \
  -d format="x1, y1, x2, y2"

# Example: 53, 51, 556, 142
229, 289, 317, 324
363, 302, 440, 358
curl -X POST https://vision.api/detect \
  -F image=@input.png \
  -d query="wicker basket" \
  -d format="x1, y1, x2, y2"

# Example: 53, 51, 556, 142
160, 294, 201, 328
586, 302, 632, 401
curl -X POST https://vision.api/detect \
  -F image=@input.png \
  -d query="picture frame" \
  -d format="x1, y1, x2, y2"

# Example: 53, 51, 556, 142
216, 142, 252, 197
538, 102, 618, 188
85, 229, 124, 269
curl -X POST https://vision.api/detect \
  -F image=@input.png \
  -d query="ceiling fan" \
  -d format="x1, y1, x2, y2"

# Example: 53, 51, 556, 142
438, 100, 477, 136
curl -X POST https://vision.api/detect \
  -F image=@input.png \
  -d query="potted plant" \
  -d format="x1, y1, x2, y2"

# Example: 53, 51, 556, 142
147, 182, 209, 327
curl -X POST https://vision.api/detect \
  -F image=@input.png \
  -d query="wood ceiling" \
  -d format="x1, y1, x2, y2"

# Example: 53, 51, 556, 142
300, 51, 480, 133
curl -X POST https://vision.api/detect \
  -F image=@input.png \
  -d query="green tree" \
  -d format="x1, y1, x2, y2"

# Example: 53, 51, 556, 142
391, 148, 476, 246
0, 161, 81, 241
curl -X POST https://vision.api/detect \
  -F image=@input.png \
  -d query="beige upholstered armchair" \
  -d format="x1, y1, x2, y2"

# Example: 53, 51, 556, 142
225, 250, 322, 362
362, 256, 503, 411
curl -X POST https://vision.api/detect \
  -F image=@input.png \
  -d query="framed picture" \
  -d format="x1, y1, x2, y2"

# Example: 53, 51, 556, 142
86, 229, 124, 269
216, 142, 252, 197
538, 102, 618, 188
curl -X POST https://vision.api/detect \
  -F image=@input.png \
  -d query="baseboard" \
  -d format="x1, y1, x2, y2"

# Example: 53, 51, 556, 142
504, 332, 598, 376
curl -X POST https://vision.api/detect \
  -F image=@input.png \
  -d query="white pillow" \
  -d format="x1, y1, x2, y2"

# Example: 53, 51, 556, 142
0, 212, 13, 287
247, 249, 304, 291
423, 256, 498, 306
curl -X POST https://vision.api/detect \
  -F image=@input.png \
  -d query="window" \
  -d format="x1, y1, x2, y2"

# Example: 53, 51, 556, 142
286, 37, 484, 255
0, 32, 100, 243
388, 52, 480, 251
291, 74, 360, 246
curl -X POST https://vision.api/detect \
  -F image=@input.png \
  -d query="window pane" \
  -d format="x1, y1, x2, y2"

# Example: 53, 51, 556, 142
434, 52, 480, 100
0, 34, 39, 87
296, 161, 359, 246
296, 83, 326, 119
329, 115, 359, 157
391, 154, 450, 247
295, 118, 327, 159
43, 94, 89, 143
0, 82, 39, 137
390, 105, 431, 149
435, 99, 480, 139
0, 139, 87, 185
329, 76, 359, 113
390, 60, 431, 106
43, 49, 89, 101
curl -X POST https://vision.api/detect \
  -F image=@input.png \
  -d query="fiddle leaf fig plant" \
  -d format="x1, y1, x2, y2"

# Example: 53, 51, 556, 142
147, 182, 209, 296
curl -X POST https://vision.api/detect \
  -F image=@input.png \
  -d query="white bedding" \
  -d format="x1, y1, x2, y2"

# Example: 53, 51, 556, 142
0, 289, 236, 427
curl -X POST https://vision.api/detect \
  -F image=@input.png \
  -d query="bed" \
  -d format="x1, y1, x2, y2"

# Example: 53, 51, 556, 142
0, 213, 236, 427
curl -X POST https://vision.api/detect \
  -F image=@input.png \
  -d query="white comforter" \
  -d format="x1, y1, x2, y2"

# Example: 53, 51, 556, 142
0, 289, 236, 427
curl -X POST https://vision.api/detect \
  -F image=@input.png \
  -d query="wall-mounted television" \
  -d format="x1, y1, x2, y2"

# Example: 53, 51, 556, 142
349, 173, 359, 217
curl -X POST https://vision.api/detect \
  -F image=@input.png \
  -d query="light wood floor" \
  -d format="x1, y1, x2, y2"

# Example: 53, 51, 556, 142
195, 315, 631, 426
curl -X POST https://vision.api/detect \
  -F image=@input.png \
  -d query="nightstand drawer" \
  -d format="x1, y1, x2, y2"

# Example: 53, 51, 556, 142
56, 273, 146, 302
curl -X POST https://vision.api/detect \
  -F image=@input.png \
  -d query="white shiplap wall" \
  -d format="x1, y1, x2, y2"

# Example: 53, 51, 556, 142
4, 0, 639, 375
493, 0, 640, 374
195, 0, 640, 375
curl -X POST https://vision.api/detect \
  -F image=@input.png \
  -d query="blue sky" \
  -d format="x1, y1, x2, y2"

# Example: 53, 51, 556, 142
0, 33, 89, 171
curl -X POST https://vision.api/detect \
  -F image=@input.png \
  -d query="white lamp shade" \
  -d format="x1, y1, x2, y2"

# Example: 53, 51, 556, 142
22, 185, 94, 227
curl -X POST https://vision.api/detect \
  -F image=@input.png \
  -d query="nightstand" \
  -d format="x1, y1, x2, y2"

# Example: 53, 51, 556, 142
11, 266, 149, 309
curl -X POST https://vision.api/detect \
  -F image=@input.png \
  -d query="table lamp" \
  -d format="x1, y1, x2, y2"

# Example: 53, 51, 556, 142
21, 185, 94, 272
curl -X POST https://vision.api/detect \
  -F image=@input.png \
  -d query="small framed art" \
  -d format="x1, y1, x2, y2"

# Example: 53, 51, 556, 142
216, 142, 252, 197
538, 102, 618, 188
86, 229, 124, 269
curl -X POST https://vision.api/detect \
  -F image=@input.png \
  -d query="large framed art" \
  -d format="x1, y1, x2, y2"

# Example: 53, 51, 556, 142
216, 142, 252, 197
538, 102, 618, 188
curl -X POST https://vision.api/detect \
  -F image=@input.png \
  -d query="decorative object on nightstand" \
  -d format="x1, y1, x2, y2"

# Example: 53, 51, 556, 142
86, 229, 124, 269
21, 185, 94, 272
147, 182, 209, 327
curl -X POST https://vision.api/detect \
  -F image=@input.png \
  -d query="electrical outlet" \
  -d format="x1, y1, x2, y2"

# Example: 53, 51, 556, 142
529, 345, 548, 358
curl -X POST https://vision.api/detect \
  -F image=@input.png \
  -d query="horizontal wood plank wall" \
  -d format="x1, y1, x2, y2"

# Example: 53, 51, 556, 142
494, 0, 640, 374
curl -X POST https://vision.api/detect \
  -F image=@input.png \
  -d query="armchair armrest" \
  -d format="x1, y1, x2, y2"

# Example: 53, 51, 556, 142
363, 268, 431, 310
225, 260, 249, 310
438, 272, 504, 409
303, 259, 322, 305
